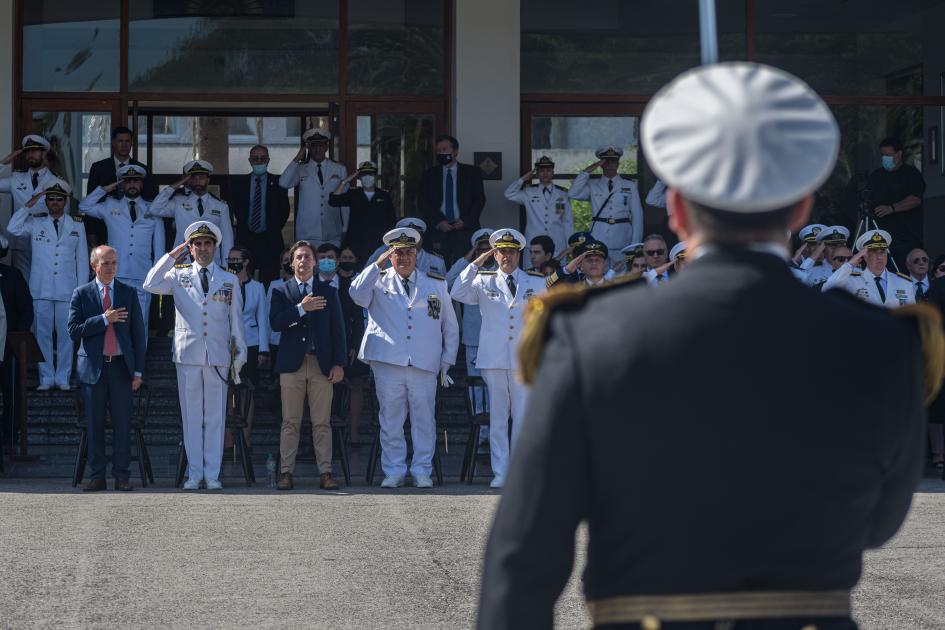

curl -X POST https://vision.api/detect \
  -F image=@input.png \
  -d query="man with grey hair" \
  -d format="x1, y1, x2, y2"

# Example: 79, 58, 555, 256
479, 63, 933, 629
68, 245, 146, 491
642, 233, 671, 283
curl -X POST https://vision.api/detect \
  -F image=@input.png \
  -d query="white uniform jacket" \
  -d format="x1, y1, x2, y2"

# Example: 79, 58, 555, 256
349, 264, 458, 374
279, 158, 348, 245
143, 253, 247, 367
79, 187, 165, 280
503, 180, 574, 256
450, 265, 546, 370
568, 172, 644, 252
822, 263, 916, 308
241, 279, 270, 351
799, 257, 833, 287
149, 187, 233, 267
7, 207, 87, 301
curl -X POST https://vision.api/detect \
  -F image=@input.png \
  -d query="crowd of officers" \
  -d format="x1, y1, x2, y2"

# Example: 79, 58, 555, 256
0, 125, 938, 488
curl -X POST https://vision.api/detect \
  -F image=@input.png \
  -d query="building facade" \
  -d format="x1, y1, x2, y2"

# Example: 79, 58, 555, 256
2, 0, 945, 255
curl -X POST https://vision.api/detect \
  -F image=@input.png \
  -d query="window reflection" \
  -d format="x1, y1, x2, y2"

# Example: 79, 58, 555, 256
356, 113, 436, 215
31, 111, 112, 196
22, 2, 120, 92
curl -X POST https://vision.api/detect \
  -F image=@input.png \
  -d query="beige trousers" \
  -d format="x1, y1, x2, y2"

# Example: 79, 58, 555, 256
279, 354, 334, 474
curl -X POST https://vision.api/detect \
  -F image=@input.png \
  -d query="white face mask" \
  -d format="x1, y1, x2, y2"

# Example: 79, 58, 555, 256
361, 175, 375, 189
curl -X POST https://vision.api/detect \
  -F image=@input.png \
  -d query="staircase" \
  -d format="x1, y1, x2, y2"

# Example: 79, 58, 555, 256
10, 337, 480, 481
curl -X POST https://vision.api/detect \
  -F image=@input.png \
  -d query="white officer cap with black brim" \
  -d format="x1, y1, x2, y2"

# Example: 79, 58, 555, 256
43, 178, 72, 199
185, 220, 222, 244
118, 164, 148, 180
855, 229, 892, 252
641, 62, 839, 214
670, 241, 687, 262
471, 228, 493, 247
22, 134, 50, 151
817, 225, 850, 245
595, 145, 624, 160
490, 228, 526, 251
798, 224, 827, 243
621, 242, 645, 258
302, 127, 331, 143
183, 159, 213, 176
383, 227, 421, 249
396, 217, 427, 234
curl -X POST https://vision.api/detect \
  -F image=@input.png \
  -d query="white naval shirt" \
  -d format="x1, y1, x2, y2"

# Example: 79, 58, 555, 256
568, 172, 643, 254
7, 207, 87, 301
279, 158, 349, 245
79, 187, 165, 280
822, 263, 916, 308
149, 187, 234, 267
503, 180, 574, 256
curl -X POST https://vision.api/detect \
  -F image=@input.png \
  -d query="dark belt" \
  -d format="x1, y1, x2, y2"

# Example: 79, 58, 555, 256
586, 590, 851, 626
103, 355, 122, 363
592, 217, 630, 224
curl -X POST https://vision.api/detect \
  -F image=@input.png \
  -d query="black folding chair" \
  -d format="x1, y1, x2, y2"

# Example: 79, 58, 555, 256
460, 376, 490, 483
73, 383, 154, 487
330, 380, 352, 485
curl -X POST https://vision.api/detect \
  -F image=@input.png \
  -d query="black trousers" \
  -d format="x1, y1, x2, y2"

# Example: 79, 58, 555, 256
82, 360, 133, 481
0, 349, 23, 445
240, 346, 260, 388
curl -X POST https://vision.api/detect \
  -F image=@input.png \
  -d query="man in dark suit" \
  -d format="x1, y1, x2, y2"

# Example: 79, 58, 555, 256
479, 64, 934, 630
231, 144, 290, 285
0, 235, 33, 449
86, 126, 157, 246
68, 245, 146, 492
269, 240, 346, 490
418, 134, 486, 265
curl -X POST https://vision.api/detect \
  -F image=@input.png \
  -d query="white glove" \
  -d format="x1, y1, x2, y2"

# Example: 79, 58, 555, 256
232, 360, 245, 385
439, 364, 454, 388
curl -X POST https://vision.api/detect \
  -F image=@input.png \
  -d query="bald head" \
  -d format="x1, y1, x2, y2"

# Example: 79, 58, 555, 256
91, 245, 118, 283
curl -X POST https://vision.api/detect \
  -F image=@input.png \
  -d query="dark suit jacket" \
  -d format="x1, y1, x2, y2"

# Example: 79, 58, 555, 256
269, 278, 346, 376
330, 188, 396, 261
478, 248, 925, 629
418, 163, 486, 231
924, 276, 945, 422
0, 263, 33, 332
231, 172, 290, 250
68, 279, 147, 384
87, 156, 157, 201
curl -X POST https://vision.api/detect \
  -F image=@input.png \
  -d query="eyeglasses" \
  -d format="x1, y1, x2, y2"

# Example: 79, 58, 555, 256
833, 256, 851, 263
645, 249, 666, 257
911, 257, 929, 264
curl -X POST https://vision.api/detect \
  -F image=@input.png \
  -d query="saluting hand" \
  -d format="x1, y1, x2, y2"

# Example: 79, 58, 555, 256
521, 169, 536, 182
792, 243, 808, 264
301, 293, 327, 312
472, 247, 496, 267
25, 191, 48, 208
810, 241, 826, 263
169, 242, 189, 258
103, 181, 121, 194
1, 148, 23, 165
375, 247, 396, 268
565, 252, 588, 274
172, 174, 190, 190
294, 143, 308, 162
848, 249, 867, 268
105, 307, 128, 324
583, 160, 604, 173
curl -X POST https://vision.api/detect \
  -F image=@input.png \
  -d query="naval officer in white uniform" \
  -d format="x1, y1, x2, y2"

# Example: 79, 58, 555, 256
149, 160, 234, 267
503, 156, 574, 256
8, 178, 87, 390
79, 164, 165, 323
366, 217, 447, 276
822, 229, 915, 308
143, 221, 247, 490
349, 227, 458, 488
279, 127, 349, 247
450, 228, 547, 488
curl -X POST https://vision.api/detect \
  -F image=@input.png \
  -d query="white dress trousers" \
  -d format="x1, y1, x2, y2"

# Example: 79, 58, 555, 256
371, 360, 437, 479
176, 363, 228, 483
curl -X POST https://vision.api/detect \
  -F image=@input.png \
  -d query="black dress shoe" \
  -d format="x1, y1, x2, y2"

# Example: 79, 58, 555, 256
83, 478, 107, 492
114, 479, 133, 491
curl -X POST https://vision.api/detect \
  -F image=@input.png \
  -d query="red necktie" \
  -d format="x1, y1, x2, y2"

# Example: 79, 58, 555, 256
103, 285, 118, 356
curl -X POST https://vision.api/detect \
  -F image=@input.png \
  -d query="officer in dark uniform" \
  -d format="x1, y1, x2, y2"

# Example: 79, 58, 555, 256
477, 63, 941, 630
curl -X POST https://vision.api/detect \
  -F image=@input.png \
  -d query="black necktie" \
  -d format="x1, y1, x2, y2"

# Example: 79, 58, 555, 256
607, 179, 613, 193
507, 274, 517, 298
543, 186, 550, 197
31, 172, 39, 190
198, 198, 205, 217
239, 280, 246, 306
250, 176, 263, 232
444, 168, 455, 220
874, 276, 886, 303
200, 267, 209, 295
129, 200, 137, 222
402, 276, 410, 294
916, 282, 926, 300
53, 218, 60, 237
317, 163, 324, 186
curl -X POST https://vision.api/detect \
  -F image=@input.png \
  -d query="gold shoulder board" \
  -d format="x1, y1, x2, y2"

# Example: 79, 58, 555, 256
895, 271, 911, 281
478, 270, 497, 275
426, 271, 446, 281
527, 270, 544, 277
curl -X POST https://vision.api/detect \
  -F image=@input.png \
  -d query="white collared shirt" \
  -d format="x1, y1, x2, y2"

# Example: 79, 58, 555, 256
911, 275, 929, 295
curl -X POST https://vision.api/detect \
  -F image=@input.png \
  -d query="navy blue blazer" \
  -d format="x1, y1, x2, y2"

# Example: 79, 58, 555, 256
269, 277, 346, 376
68, 279, 147, 384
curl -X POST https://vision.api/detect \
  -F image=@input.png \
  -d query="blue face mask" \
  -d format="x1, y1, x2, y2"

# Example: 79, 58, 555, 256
251, 163, 268, 176
318, 258, 337, 274
881, 155, 896, 171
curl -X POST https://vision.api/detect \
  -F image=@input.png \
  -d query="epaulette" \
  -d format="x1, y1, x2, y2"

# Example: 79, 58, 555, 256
518, 272, 643, 385
426, 271, 446, 281
554, 184, 567, 192
174, 263, 190, 268
893, 303, 945, 405
526, 270, 544, 277
428, 251, 444, 260
30, 212, 48, 218
478, 269, 497, 275
850, 271, 861, 276
70, 213, 83, 222
895, 271, 911, 281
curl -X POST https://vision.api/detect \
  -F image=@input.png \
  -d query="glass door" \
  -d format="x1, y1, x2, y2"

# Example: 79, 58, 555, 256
344, 102, 444, 217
